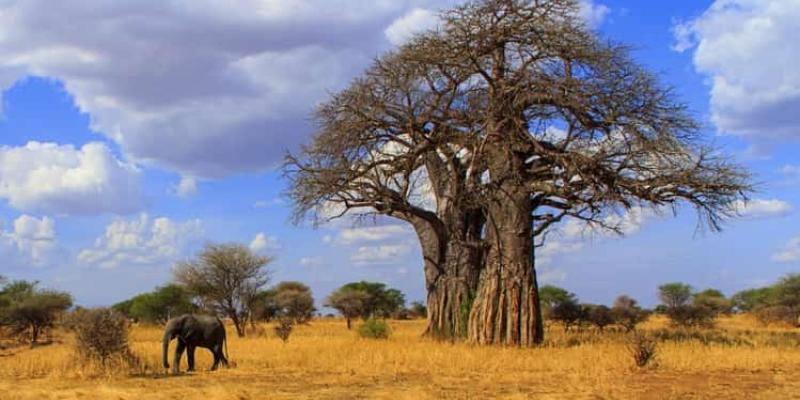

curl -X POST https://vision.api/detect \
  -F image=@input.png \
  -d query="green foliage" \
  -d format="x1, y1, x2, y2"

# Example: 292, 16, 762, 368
325, 288, 370, 329
339, 281, 405, 319
358, 318, 391, 339
585, 304, 614, 331
693, 288, 732, 315
272, 281, 315, 324
409, 301, 427, 318
550, 298, 582, 331
112, 284, 195, 324
658, 282, 693, 309
0, 280, 72, 344
540, 285, 577, 319
731, 287, 774, 313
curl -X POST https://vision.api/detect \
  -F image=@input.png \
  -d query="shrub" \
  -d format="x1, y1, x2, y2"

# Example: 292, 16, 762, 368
586, 305, 614, 331
628, 333, 657, 368
274, 316, 294, 343
611, 295, 649, 332
358, 318, 391, 339
73, 308, 139, 370
551, 299, 582, 332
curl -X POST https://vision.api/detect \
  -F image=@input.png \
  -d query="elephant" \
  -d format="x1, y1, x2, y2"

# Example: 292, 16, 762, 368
162, 314, 229, 373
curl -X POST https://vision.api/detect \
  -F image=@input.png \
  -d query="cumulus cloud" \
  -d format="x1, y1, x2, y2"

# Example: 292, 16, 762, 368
351, 244, 412, 266
1, 215, 57, 266
335, 225, 411, 245
249, 232, 281, 253
174, 177, 198, 198
299, 256, 323, 267
77, 214, 203, 269
772, 236, 800, 263
0, 141, 141, 215
385, 8, 439, 45
733, 198, 793, 219
0, 1, 465, 178
578, 0, 611, 28
673, 0, 800, 145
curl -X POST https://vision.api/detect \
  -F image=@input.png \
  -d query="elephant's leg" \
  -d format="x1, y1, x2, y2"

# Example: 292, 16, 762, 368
172, 341, 186, 374
187, 345, 196, 372
210, 346, 220, 371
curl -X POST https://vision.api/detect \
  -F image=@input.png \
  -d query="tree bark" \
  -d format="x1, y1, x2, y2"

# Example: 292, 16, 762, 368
467, 128, 544, 346
407, 211, 483, 340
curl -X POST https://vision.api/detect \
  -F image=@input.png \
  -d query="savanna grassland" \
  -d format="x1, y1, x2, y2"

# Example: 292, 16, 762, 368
1, 316, 799, 400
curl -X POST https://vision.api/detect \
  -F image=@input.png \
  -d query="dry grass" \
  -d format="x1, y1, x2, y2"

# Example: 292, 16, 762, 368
0, 315, 798, 399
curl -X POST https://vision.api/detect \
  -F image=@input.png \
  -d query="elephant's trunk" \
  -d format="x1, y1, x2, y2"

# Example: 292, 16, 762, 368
162, 330, 172, 369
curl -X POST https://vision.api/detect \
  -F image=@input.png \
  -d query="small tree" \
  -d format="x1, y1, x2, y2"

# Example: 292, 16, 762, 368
551, 299, 582, 332
272, 281, 315, 324
409, 301, 427, 319
586, 305, 614, 331
611, 295, 649, 332
325, 289, 369, 329
174, 243, 273, 337
540, 285, 577, 320
731, 287, 773, 313
114, 284, 196, 324
0, 280, 72, 345
658, 283, 693, 310
338, 282, 405, 319
693, 289, 732, 316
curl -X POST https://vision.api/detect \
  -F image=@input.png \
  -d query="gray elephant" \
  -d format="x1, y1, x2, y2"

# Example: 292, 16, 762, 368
162, 314, 229, 373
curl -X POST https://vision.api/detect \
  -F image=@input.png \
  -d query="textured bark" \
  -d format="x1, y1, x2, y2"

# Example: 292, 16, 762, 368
409, 211, 483, 340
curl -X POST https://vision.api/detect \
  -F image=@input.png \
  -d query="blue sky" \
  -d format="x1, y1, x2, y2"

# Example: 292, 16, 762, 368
0, 0, 797, 308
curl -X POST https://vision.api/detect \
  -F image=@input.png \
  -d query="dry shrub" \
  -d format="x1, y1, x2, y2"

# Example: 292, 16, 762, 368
274, 316, 294, 343
73, 308, 141, 373
627, 333, 657, 368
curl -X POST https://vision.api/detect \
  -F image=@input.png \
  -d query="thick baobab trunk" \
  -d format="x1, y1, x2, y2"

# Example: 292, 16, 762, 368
425, 240, 482, 339
408, 213, 483, 340
467, 130, 544, 346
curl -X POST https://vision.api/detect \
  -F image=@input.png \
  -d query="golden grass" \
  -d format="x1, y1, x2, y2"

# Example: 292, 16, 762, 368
0, 315, 798, 399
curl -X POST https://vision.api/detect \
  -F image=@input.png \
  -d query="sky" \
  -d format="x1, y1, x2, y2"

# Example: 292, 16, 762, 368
0, 0, 798, 308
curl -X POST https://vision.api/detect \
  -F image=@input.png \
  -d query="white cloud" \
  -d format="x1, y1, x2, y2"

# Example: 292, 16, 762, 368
254, 198, 284, 208
733, 198, 793, 219
780, 164, 800, 175
335, 225, 411, 245
77, 214, 203, 269
0, 1, 463, 178
673, 0, 800, 144
385, 8, 439, 46
174, 176, 198, 198
772, 236, 800, 262
299, 256, 323, 267
578, 0, 611, 28
249, 232, 281, 253
0, 142, 141, 215
351, 244, 412, 266
1, 215, 57, 266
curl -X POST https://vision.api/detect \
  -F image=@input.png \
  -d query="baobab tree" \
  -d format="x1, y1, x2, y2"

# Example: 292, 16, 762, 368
287, 0, 750, 346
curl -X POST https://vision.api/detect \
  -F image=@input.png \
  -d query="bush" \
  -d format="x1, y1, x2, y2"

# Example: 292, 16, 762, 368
666, 304, 717, 328
628, 333, 657, 368
274, 316, 294, 343
551, 299, 582, 332
611, 295, 649, 332
358, 318, 391, 339
73, 308, 139, 370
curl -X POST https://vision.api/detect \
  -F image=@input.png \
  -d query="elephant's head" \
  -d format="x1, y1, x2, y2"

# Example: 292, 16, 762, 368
162, 315, 187, 369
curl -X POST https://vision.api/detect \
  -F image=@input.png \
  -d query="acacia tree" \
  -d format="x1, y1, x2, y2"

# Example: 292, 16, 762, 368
287, 0, 750, 346
325, 288, 369, 329
0, 280, 73, 344
174, 243, 272, 337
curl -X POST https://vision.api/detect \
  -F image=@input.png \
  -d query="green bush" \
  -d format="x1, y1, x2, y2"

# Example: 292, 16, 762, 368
358, 318, 391, 339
